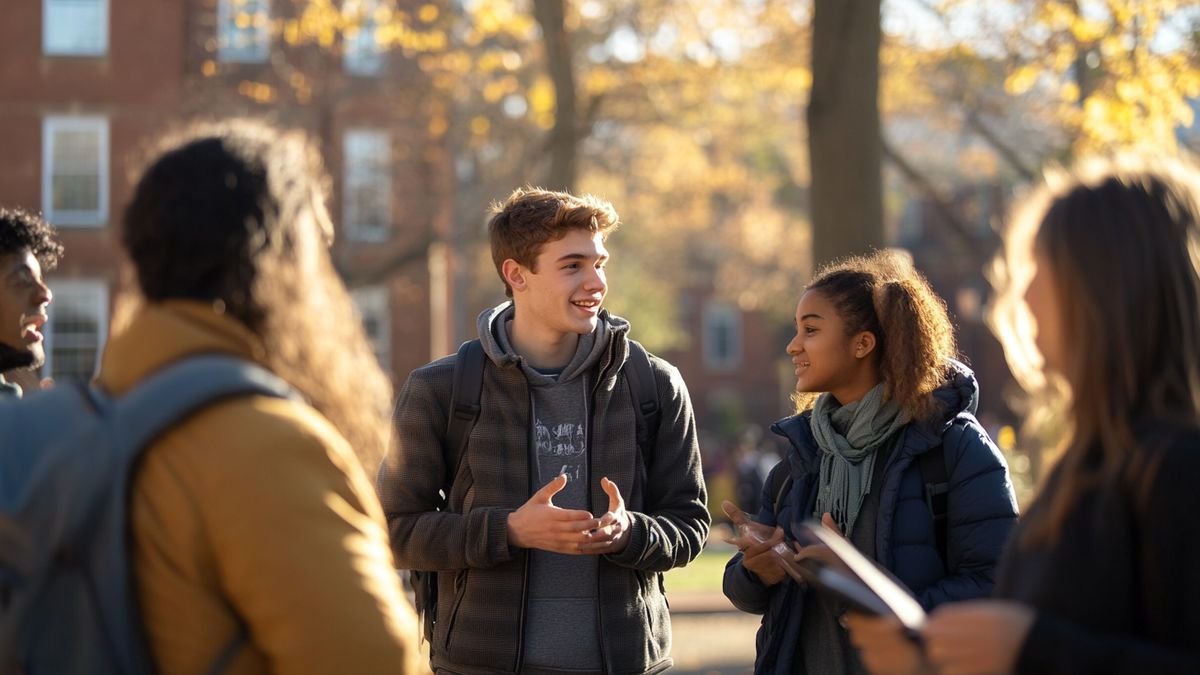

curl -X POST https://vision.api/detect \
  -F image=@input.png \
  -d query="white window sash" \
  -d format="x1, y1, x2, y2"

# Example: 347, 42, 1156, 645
43, 280, 108, 382
42, 116, 109, 227
342, 130, 392, 242
44, 0, 108, 56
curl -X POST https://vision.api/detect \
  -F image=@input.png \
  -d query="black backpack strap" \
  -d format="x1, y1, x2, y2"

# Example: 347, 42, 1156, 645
917, 441, 951, 567
445, 339, 485, 495
624, 340, 661, 462
766, 461, 793, 518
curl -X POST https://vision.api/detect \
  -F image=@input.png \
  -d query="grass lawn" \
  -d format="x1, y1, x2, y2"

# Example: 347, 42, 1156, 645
663, 546, 737, 593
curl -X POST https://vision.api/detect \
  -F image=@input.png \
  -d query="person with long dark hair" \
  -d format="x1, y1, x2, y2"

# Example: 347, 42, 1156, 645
106, 120, 422, 674
847, 157, 1200, 674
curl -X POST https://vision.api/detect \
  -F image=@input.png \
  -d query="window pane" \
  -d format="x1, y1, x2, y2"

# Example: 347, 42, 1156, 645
51, 128, 101, 212
351, 286, 391, 369
343, 130, 392, 241
219, 0, 269, 62
46, 283, 107, 383
44, 117, 107, 226
45, 0, 106, 56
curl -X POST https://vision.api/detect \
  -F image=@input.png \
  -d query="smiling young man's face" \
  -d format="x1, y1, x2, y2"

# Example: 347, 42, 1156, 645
0, 249, 52, 371
513, 228, 609, 343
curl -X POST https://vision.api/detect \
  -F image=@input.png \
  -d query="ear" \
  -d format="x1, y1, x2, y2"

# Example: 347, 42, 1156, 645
502, 258, 528, 293
852, 331, 877, 360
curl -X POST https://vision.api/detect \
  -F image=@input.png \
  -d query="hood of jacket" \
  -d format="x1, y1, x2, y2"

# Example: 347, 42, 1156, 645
476, 300, 629, 387
96, 299, 268, 395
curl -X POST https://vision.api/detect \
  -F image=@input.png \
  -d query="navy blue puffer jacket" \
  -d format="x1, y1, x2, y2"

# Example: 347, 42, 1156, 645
722, 361, 1019, 674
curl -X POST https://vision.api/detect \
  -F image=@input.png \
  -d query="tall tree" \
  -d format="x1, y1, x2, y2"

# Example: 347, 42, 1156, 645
532, 0, 579, 190
808, 0, 883, 267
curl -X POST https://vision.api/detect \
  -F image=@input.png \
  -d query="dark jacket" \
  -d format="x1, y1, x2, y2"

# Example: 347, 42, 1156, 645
722, 362, 1019, 674
378, 307, 710, 675
997, 423, 1200, 674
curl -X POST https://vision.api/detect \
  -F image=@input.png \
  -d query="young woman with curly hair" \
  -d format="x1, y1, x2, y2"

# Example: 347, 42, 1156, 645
723, 249, 1019, 674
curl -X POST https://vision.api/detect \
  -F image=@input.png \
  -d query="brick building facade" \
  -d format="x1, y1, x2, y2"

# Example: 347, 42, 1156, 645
0, 0, 450, 387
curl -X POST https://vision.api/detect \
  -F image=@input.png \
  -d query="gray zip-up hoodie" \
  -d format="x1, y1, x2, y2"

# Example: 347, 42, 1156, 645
379, 302, 710, 675
485, 303, 609, 670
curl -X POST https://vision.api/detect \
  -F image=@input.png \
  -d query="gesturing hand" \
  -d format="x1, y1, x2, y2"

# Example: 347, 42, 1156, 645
581, 477, 632, 554
722, 500, 788, 586
506, 474, 600, 554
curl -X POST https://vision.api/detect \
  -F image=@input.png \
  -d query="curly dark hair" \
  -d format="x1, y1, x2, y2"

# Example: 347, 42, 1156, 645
796, 250, 957, 422
121, 119, 393, 468
0, 207, 63, 270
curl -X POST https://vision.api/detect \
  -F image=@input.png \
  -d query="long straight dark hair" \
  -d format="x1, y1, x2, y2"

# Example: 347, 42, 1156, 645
992, 156, 1200, 545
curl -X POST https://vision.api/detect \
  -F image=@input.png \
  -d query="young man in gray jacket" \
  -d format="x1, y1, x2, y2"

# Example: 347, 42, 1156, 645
378, 187, 710, 675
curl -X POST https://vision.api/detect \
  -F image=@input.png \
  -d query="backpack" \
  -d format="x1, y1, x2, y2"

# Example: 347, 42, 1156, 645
764, 423, 956, 565
411, 338, 661, 642
0, 355, 296, 675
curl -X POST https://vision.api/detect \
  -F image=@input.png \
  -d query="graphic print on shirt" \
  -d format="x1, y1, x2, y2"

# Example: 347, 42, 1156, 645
534, 418, 587, 483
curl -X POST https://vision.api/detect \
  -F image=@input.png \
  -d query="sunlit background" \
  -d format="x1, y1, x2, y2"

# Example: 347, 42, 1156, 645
4, 0, 1199, 551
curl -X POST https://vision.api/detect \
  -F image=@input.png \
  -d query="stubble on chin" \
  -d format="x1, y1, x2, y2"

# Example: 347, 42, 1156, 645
0, 342, 38, 373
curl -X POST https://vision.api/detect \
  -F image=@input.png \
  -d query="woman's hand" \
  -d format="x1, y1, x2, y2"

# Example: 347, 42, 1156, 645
923, 601, 1035, 675
844, 613, 930, 675
723, 500, 789, 586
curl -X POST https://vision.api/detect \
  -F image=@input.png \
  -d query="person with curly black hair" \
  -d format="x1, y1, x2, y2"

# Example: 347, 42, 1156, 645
0, 207, 61, 397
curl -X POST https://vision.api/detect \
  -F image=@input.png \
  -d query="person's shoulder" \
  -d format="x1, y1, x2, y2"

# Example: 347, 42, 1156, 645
402, 351, 458, 392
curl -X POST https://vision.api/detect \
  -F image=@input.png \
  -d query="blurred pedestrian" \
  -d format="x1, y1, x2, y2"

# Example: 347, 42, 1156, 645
0, 207, 60, 398
724, 249, 1018, 674
846, 156, 1200, 674
104, 119, 422, 674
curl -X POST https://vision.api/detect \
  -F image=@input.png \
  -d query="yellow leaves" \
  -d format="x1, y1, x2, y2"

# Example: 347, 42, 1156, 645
237, 80, 276, 103
1005, 64, 1040, 95
1060, 81, 1079, 103
428, 115, 448, 139
476, 49, 522, 73
482, 76, 518, 102
418, 4, 440, 23
783, 68, 812, 93
469, 0, 536, 39
469, 116, 491, 136
527, 76, 556, 128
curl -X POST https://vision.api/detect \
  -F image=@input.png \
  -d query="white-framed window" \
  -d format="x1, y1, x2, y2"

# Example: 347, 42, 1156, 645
218, 0, 269, 63
350, 285, 391, 370
42, 116, 109, 227
344, 0, 383, 75
44, 280, 108, 384
703, 302, 742, 371
43, 0, 108, 56
342, 129, 392, 242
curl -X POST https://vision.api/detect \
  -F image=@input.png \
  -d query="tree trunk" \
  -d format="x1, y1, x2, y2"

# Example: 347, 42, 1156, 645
807, 0, 882, 268
533, 0, 578, 191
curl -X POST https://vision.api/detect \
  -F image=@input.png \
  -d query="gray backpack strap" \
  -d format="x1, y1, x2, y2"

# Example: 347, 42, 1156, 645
95, 354, 298, 458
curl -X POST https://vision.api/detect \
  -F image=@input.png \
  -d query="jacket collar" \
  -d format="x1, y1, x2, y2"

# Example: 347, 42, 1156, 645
95, 300, 266, 396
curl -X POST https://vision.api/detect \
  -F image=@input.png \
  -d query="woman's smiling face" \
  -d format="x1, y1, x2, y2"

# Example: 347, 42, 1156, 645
787, 289, 877, 404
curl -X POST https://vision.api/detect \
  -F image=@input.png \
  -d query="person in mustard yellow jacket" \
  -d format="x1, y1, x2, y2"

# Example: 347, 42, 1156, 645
95, 119, 425, 675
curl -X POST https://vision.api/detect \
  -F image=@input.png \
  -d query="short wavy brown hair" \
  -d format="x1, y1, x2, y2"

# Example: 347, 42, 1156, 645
487, 186, 620, 297
795, 250, 957, 422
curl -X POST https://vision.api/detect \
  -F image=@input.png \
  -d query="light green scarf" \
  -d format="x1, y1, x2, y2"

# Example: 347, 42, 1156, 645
811, 383, 909, 537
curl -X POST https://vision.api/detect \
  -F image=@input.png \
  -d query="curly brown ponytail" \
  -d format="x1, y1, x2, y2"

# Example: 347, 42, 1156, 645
802, 250, 957, 421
